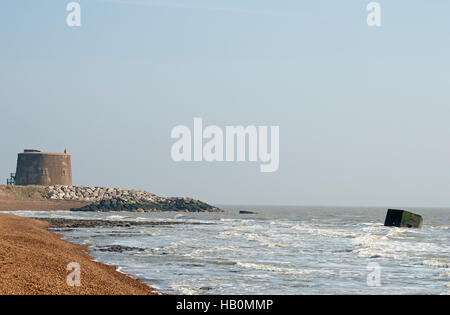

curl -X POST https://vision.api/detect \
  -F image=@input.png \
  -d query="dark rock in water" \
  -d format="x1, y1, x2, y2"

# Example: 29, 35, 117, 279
239, 210, 257, 214
97, 245, 145, 253
384, 209, 423, 228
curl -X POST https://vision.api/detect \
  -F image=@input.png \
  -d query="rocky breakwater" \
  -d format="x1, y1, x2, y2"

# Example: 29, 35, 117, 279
44, 185, 222, 213
71, 196, 222, 213
45, 186, 158, 203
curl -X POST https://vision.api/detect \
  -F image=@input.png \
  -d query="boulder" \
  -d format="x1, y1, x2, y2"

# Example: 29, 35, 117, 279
384, 209, 423, 228
239, 210, 257, 214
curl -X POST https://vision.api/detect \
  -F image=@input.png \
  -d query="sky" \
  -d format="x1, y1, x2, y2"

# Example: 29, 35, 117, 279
1, 0, 450, 207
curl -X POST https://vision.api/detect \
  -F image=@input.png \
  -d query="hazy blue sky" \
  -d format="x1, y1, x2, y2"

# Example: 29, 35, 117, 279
1, 1, 450, 207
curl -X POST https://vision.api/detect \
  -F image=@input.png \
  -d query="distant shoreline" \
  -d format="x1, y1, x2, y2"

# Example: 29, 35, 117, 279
0, 184, 90, 211
0, 213, 158, 295
0, 198, 90, 211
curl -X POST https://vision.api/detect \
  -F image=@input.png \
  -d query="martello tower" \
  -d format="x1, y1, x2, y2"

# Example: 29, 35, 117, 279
14, 149, 72, 186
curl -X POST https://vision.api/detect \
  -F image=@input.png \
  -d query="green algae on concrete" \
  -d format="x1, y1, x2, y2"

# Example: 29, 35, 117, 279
384, 209, 423, 228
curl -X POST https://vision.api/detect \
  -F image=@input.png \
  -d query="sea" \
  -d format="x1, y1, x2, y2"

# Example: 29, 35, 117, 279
8, 206, 449, 295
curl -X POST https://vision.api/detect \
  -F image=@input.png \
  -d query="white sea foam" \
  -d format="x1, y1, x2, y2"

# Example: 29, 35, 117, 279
135, 217, 149, 222
107, 215, 126, 220
428, 225, 448, 231
218, 229, 244, 239
361, 224, 388, 233
236, 262, 313, 276
423, 259, 450, 269
152, 242, 182, 252
219, 218, 240, 222
245, 233, 286, 248
219, 228, 287, 248
385, 229, 412, 238
352, 232, 444, 259
116, 266, 126, 274
352, 234, 404, 258
190, 245, 241, 257
171, 282, 199, 295
270, 220, 294, 227
292, 225, 356, 238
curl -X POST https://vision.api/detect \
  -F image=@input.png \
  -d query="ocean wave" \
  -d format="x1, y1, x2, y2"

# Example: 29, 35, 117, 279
236, 262, 313, 276
190, 245, 242, 256
219, 218, 256, 224
292, 225, 356, 238
171, 281, 199, 295
83, 238, 97, 246
361, 224, 389, 233
423, 259, 450, 269
152, 242, 183, 252
218, 229, 288, 248
442, 283, 450, 295
270, 220, 295, 227
385, 229, 413, 238
151, 237, 202, 253
431, 225, 449, 231
218, 229, 244, 239
245, 233, 286, 248
135, 217, 150, 222
352, 234, 396, 258
138, 229, 162, 236
106, 215, 126, 220
219, 218, 241, 222
116, 266, 126, 274
362, 224, 426, 238
209, 260, 237, 265
352, 233, 444, 259
441, 270, 450, 277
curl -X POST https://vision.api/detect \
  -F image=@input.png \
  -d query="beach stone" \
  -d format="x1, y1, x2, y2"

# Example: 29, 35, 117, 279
384, 209, 423, 228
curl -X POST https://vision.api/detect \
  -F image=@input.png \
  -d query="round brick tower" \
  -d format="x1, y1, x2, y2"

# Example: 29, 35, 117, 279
14, 150, 72, 186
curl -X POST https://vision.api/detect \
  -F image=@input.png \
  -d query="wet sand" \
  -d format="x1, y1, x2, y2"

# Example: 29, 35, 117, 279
0, 213, 158, 295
